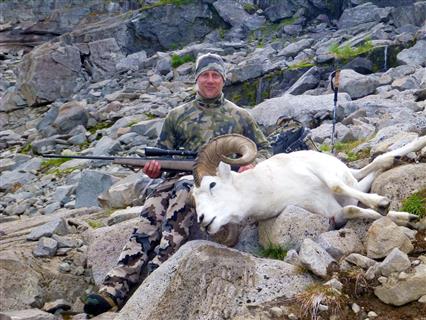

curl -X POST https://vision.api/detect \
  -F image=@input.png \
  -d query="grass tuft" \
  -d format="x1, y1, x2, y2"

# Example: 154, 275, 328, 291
294, 283, 348, 320
259, 242, 287, 260
329, 39, 374, 62
400, 188, 426, 218
171, 53, 194, 68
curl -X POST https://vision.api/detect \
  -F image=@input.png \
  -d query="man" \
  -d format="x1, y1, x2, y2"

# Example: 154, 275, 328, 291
84, 53, 271, 316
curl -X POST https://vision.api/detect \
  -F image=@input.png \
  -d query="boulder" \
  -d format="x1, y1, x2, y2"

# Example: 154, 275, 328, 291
371, 163, 426, 211
52, 100, 89, 134
258, 205, 330, 251
299, 238, 336, 278
17, 42, 83, 106
337, 3, 391, 29
116, 241, 315, 320
397, 40, 426, 67
85, 218, 138, 285
250, 93, 351, 128
366, 217, 414, 259
316, 228, 364, 259
374, 264, 426, 306
75, 170, 117, 208
339, 69, 380, 99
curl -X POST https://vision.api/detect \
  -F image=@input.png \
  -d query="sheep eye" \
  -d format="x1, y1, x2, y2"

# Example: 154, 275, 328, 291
209, 182, 216, 189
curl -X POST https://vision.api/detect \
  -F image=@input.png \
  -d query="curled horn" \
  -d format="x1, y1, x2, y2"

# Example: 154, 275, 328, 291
193, 134, 257, 187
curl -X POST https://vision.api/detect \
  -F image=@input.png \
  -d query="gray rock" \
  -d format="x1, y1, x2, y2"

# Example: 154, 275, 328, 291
339, 69, 380, 99
27, 218, 68, 241
52, 100, 89, 134
371, 163, 426, 211
317, 228, 364, 259
86, 218, 139, 285
75, 170, 116, 208
213, 0, 265, 31
92, 136, 121, 156
299, 238, 336, 278
0, 170, 36, 192
17, 43, 83, 106
52, 234, 82, 248
379, 248, 411, 276
397, 40, 426, 67
366, 217, 414, 259
338, 3, 391, 29
129, 118, 163, 140
263, 1, 296, 22
106, 207, 142, 226
277, 39, 314, 58
344, 253, 377, 270
52, 185, 75, 204
33, 237, 58, 257
116, 50, 147, 73
392, 2, 426, 28
285, 66, 320, 95
116, 241, 315, 320
251, 93, 351, 129
0, 309, 57, 320
88, 38, 125, 82
258, 205, 330, 251
374, 264, 426, 306
98, 173, 151, 209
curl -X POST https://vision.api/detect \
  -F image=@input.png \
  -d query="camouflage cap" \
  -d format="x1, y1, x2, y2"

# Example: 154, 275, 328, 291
195, 53, 226, 80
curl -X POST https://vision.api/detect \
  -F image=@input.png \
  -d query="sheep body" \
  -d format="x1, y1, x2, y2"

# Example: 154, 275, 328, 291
193, 135, 426, 235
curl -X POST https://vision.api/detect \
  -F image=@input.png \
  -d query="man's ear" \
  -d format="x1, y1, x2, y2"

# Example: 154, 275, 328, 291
217, 161, 231, 180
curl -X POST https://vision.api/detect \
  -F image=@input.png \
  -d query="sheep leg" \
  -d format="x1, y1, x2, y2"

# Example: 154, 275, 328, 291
321, 177, 390, 211
356, 171, 378, 192
342, 205, 384, 220
351, 135, 426, 180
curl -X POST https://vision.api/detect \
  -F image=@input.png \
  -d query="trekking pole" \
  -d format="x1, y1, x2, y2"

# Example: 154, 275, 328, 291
330, 70, 340, 154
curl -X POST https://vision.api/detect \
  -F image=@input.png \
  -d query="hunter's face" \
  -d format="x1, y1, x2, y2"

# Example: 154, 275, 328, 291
197, 70, 224, 99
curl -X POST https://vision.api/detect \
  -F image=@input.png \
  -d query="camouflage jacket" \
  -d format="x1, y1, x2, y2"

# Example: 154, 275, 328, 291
157, 93, 272, 161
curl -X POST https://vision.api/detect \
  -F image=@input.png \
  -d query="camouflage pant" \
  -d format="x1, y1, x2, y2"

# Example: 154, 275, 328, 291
99, 175, 196, 307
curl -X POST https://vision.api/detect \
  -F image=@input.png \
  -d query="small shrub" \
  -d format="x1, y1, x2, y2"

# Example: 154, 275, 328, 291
294, 283, 348, 320
88, 121, 113, 135
87, 219, 105, 229
259, 242, 287, 260
288, 59, 315, 70
41, 158, 71, 170
20, 143, 33, 154
47, 167, 79, 177
400, 188, 426, 218
171, 54, 194, 68
243, 3, 257, 14
329, 39, 374, 62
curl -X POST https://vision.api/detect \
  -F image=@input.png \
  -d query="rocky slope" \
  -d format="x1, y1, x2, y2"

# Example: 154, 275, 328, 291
0, 1, 426, 319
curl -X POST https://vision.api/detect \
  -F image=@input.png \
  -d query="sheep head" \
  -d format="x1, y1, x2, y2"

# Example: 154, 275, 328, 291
192, 134, 257, 234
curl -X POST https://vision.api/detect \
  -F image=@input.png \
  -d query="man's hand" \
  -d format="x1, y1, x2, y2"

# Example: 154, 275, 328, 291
238, 163, 255, 173
143, 160, 162, 179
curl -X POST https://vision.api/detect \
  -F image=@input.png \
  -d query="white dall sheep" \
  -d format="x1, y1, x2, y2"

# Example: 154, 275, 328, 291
192, 134, 426, 235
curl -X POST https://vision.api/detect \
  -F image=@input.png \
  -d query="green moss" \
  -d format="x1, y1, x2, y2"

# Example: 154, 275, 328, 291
87, 219, 105, 229
259, 242, 287, 260
242, 81, 258, 106
329, 39, 374, 63
47, 166, 79, 177
320, 144, 331, 152
41, 158, 71, 170
171, 53, 195, 68
400, 188, 426, 218
144, 112, 158, 120
334, 140, 369, 161
288, 59, 315, 70
248, 16, 297, 43
140, 0, 194, 11
20, 143, 32, 154
243, 3, 257, 14
218, 27, 226, 39
127, 120, 139, 127
88, 121, 113, 135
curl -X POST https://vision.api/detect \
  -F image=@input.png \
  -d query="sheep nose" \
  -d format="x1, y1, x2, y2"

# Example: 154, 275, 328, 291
199, 214, 204, 224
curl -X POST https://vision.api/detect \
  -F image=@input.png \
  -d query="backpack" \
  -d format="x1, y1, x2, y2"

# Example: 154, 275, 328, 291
267, 117, 319, 155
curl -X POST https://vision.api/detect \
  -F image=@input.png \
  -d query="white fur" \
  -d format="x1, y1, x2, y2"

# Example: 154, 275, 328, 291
193, 135, 426, 234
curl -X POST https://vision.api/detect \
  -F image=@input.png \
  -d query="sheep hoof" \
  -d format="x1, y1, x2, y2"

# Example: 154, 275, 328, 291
408, 213, 420, 222
377, 198, 390, 215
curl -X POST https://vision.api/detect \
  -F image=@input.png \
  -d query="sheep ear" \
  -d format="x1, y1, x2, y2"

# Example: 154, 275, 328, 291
217, 161, 232, 180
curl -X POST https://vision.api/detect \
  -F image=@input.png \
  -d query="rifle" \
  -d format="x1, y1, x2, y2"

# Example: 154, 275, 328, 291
42, 147, 198, 173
